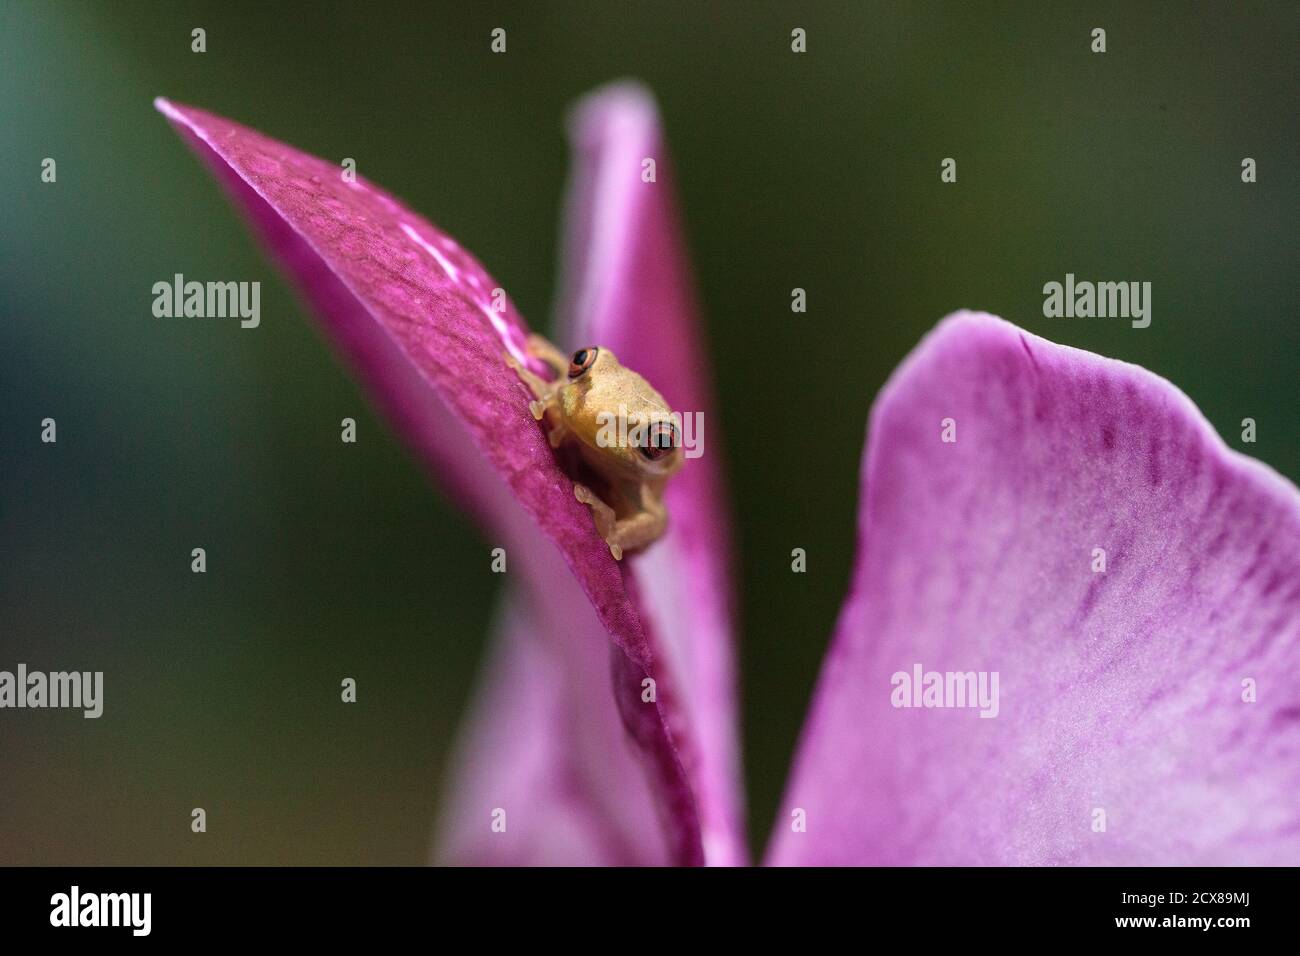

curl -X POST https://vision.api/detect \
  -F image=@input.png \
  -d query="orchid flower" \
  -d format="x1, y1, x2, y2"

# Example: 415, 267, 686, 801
156, 84, 1300, 867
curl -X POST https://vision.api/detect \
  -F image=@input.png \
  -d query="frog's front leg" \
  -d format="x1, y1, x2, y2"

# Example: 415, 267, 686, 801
506, 349, 573, 451
573, 483, 667, 561
606, 492, 669, 559
506, 333, 569, 406
525, 333, 571, 378
573, 483, 620, 557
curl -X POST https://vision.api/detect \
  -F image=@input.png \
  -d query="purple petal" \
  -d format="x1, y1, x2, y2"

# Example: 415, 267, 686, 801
768, 311, 1300, 865
437, 83, 747, 866
156, 98, 707, 864
557, 83, 747, 865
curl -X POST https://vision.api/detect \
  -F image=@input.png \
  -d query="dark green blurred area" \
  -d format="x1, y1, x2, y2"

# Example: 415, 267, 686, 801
1, 1, 1296, 864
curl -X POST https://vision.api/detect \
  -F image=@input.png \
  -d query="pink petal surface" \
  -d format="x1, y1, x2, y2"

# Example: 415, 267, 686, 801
436, 532, 671, 865
156, 97, 706, 864
437, 83, 747, 866
769, 312, 1300, 865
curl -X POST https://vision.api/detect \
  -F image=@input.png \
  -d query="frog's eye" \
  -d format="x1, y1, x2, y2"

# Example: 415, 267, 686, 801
568, 347, 599, 379
639, 422, 680, 462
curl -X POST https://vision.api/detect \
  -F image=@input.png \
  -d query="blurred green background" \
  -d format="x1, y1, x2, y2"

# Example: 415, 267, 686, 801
1, 1, 1296, 864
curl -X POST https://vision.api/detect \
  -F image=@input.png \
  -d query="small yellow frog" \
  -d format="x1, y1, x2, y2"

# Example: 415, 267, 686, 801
507, 334, 683, 560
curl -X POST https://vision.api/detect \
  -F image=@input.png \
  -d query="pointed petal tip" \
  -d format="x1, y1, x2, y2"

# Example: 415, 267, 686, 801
152, 96, 186, 123
566, 80, 662, 150
569, 79, 657, 118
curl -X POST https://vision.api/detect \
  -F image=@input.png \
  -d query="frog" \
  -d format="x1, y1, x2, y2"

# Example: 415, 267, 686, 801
506, 334, 683, 560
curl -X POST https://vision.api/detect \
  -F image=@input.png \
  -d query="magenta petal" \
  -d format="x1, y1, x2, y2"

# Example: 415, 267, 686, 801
769, 312, 1300, 866
157, 98, 706, 864
438, 84, 746, 866
555, 84, 746, 865
436, 557, 672, 865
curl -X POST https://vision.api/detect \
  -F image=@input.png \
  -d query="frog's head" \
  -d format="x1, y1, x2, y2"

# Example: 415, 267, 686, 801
560, 346, 683, 480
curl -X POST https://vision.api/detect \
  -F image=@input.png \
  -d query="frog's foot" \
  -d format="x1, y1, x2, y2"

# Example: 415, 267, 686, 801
573, 483, 623, 560
525, 334, 571, 378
